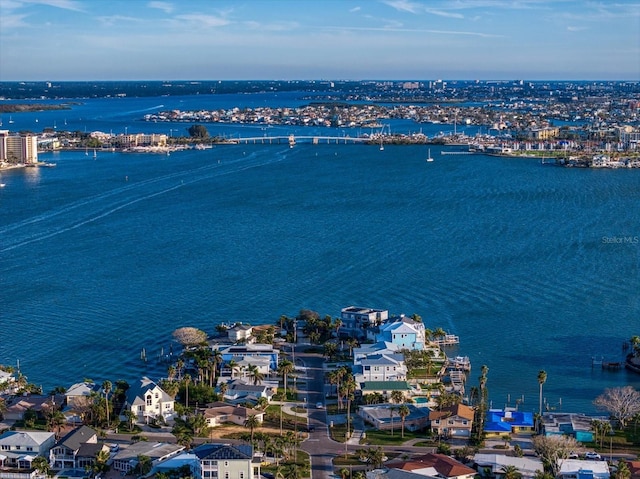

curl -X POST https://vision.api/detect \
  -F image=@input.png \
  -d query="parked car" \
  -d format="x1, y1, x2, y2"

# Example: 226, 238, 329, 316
316, 402, 324, 409
568, 452, 579, 459
585, 452, 602, 460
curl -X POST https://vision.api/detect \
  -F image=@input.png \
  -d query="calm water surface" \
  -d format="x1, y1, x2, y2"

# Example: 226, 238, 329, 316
1, 95, 639, 414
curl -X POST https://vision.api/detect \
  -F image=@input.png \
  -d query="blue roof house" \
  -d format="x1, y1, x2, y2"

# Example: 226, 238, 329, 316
484, 409, 535, 436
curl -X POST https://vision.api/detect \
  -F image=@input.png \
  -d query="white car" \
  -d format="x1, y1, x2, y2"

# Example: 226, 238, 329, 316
585, 452, 601, 460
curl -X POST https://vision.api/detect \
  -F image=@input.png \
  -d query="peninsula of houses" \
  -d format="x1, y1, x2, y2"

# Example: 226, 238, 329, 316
1, 306, 639, 479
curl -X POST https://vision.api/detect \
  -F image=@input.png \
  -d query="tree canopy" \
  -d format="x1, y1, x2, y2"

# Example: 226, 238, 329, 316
593, 386, 640, 428
187, 124, 209, 138
172, 327, 208, 347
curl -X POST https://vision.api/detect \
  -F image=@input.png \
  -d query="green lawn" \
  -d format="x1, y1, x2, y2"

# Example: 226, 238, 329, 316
360, 428, 425, 445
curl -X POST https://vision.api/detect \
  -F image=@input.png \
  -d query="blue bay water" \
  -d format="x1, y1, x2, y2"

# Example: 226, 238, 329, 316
1, 94, 639, 414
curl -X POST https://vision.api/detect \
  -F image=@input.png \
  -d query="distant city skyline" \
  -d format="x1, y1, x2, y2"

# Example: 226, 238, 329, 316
0, 0, 639, 81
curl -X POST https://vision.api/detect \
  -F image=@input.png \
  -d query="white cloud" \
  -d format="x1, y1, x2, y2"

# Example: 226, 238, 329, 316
22, 0, 84, 11
349, 6, 361, 12
174, 14, 231, 28
382, 0, 423, 14
567, 25, 588, 31
148, 1, 173, 14
426, 8, 464, 19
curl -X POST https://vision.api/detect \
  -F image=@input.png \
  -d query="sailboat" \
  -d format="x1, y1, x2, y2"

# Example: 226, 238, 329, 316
426, 148, 434, 162
379, 137, 384, 151
93, 149, 97, 159
85, 147, 88, 156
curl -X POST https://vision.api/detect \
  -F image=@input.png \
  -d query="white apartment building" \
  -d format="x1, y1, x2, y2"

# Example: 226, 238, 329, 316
0, 130, 38, 164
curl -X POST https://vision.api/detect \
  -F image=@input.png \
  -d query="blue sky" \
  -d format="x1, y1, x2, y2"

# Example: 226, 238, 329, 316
0, 0, 638, 81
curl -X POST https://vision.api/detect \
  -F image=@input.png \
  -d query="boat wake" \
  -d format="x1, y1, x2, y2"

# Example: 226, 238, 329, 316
0, 147, 290, 253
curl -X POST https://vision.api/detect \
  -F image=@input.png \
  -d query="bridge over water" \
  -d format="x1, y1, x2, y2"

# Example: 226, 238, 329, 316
228, 134, 370, 145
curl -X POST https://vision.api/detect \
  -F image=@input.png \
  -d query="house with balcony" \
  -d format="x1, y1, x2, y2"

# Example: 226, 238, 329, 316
355, 353, 407, 383
218, 344, 279, 377
227, 323, 253, 343
50, 425, 102, 470
429, 404, 475, 438
123, 377, 175, 423
340, 306, 388, 340
111, 442, 184, 474
193, 443, 259, 479
0, 430, 55, 470
376, 316, 426, 350
359, 404, 430, 432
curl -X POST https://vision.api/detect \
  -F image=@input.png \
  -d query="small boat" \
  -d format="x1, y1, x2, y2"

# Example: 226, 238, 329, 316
0, 183, 5, 188
8, 116, 14, 124
93, 149, 97, 158
379, 137, 384, 151
426, 148, 434, 162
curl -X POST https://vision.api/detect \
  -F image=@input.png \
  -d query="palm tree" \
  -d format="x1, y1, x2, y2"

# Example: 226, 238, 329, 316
398, 404, 410, 438
32, 456, 50, 477
537, 370, 547, 416
615, 459, 631, 479
247, 364, 264, 385
183, 374, 191, 408
501, 465, 522, 479
93, 448, 111, 475
228, 359, 239, 378
124, 409, 137, 431
389, 405, 396, 436
244, 414, 261, 443
102, 380, 112, 427
218, 381, 228, 398
390, 389, 405, 406
278, 359, 295, 399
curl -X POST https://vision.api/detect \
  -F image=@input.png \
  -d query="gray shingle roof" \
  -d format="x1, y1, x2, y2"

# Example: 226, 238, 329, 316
193, 444, 252, 460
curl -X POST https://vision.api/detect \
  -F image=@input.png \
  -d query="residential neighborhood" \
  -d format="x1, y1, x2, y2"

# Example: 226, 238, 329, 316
1, 308, 639, 479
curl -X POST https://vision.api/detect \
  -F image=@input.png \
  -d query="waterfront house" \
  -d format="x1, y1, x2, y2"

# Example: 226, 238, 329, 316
50, 425, 102, 470
227, 323, 253, 343
359, 404, 430, 432
376, 316, 426, 350
353, 342, 401, 363
223, 379, 275, 405
429, 404, 475, 438
0, 430, 55, 470
218, 344, 279, 377
385, 453, 476, 479
151, 452, 200, 478
2, 395, 64, 422
123, 377, 175, 423
65, 382, 101, 408
541, 413, 607, 443
340, 306, 389, 340
558, 459, 610, 479
199, 402, 264, 428
360, 381, 413, 400
355, 353, 407, 383
0, 370, 14, 388
484, 409, 535, 436
193, 443, 259, 479
111, 442, 184, 473
473, 454, 544, 479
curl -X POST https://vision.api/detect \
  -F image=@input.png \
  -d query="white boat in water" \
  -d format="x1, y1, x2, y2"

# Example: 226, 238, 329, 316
426, 148, 434, 162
